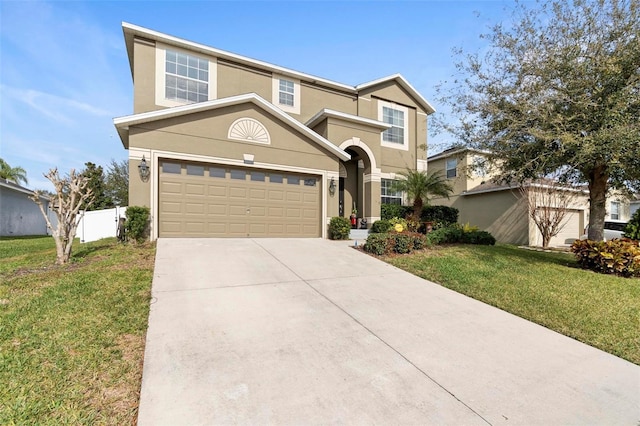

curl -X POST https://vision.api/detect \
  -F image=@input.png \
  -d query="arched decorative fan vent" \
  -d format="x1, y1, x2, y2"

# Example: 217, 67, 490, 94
228, 118, 271, 144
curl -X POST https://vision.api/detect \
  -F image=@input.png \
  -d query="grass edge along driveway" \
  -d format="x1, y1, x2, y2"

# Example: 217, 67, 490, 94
0, 236, 155, 425
386, 244, 640, 365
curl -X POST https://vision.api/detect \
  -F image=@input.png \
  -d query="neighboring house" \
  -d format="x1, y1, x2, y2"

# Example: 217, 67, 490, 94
113, 23, 434, 240
0, 178, 55, 237
427, 148, 592, 247
630, 195, 640, 217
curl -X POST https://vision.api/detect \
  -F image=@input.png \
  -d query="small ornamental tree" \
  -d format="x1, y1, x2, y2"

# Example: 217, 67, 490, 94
31, 168, 95, 265
520, 180, 582, 248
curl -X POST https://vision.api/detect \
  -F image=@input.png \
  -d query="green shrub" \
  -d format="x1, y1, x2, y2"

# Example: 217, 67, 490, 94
363, 233, 391, 255
393, 233, 413, 254
462, 230, 496, 245
571, 238, 640, 278
329, 216, 351, 240
427, 224, 496, 246
624, 210, 640, 240
125, 206, 150, 243
381, 204, 412, 220
363, 232, 427, 255
371, 219, 392, 233
428, 225, 464, 245
412, 233, 429, 250
421, 205, 459, 224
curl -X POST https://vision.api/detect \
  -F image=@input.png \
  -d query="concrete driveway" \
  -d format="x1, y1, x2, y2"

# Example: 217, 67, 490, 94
138, 238, 639, 425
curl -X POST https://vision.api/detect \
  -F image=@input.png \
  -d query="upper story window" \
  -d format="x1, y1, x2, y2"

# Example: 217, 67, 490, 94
378, 100, 409, 151
446, 158, 457, 178
272, 74, 300, 114
610, 201, 620, 220
381, 178, 402, 205
165, 49, 209, 103
279, 79, 295, 106
156, 43, 216, 108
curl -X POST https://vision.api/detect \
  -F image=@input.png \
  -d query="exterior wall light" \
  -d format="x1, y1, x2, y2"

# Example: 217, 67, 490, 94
329, 177, 336, 196
138, 156, 150, 182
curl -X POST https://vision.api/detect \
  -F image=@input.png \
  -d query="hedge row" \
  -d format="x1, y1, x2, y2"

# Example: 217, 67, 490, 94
363, 232, 429, 255
380, 204, 459, 224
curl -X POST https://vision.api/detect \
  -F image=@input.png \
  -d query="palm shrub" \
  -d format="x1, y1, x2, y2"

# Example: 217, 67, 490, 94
391, 169, 453, 221
329, 216, 351, 240
125, 206, 150, 243
624, 210, 640, 240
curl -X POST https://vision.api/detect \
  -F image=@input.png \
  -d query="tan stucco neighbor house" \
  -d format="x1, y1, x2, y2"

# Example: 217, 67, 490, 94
113, 23, 434, 240
427, 147, 635, 247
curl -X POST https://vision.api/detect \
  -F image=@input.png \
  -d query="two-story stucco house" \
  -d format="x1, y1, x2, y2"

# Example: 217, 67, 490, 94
427, 147, 636, 246
113, 23, 434, 240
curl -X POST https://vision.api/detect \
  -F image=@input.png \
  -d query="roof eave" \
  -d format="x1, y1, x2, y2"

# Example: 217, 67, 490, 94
305, 108, 392, 131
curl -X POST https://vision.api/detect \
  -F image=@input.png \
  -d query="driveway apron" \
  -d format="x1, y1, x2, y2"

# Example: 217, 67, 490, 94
138, 238, 640, 425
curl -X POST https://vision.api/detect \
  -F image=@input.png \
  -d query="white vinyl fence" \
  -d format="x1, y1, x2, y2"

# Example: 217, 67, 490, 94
77, 206, 127, 243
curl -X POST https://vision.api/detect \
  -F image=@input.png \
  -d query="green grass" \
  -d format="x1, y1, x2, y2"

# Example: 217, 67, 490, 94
386, 244, 640, 365
0, 236, 156, 425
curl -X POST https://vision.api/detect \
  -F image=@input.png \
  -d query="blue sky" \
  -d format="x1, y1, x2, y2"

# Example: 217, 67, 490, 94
0, 0, 514, 191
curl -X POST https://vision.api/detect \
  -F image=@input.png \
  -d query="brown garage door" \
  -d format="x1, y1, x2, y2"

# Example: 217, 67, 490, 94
158, 161, 321, 237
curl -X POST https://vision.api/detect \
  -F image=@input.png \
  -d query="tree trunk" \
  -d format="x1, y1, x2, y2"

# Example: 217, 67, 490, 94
587, 165, 608, 241
542, 233, 550, 248
413, 197, 423, 222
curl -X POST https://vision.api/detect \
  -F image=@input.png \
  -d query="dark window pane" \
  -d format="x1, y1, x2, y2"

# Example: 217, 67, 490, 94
304, 178, 316, 187
230, 169, 245, 180
209, 167, 225, 178
162, 162, 181, 174
186, 165, 204, 176
287, 176, 300, 185
251, 172, 265, 182
270, 174, 283, 183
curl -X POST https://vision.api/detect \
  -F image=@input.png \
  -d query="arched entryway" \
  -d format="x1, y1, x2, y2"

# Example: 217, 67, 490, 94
338, 138, 381, 226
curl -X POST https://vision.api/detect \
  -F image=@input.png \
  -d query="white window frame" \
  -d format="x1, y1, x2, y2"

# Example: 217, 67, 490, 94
610, 201, 620, 220
272, 74, 300, 114
381, 178, 403, 205
378, 100, 409, 151
446, 158, 457, 179
155, 42, 217, 108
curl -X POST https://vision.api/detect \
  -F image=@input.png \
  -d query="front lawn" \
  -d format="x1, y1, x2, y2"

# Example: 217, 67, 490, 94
0, 236, 155, 425
386, 244, 640, 365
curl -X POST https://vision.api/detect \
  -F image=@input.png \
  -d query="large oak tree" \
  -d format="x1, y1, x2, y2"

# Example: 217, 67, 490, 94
437, 0, 640, 240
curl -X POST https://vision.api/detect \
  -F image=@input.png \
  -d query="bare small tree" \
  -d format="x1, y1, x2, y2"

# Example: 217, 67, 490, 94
520, 181, 581, 248
31, 168, 95, 264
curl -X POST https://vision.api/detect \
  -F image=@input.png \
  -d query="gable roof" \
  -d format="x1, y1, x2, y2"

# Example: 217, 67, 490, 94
355, 74, 435, 114
113, 93, 351, 161
427, 147, 492, 161
305, 108, 392, 131
0, 178, 50, 200
121, 22, 435, 115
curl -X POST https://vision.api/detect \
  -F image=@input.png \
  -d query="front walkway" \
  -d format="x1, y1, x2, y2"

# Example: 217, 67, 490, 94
138, 238, 639, 425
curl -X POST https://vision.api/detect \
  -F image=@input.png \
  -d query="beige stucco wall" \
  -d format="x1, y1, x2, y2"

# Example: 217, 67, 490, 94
133, 38, 159, 114
216, 62, 272, 101
456, 190, 529, 245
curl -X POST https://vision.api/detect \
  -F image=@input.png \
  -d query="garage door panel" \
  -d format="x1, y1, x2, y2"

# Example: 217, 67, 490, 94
185, 203, 205, 214
159, 161, 320, 238
185, 183, 205, 195
208, 204, 227, 216
229, 187, 247, 198
207, 185, 227, 197
268, 207, 284, 218
160, 201, 182, 214
268, 190, 285, 201
161, 181, 183, 194
287, 192, 301, 202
